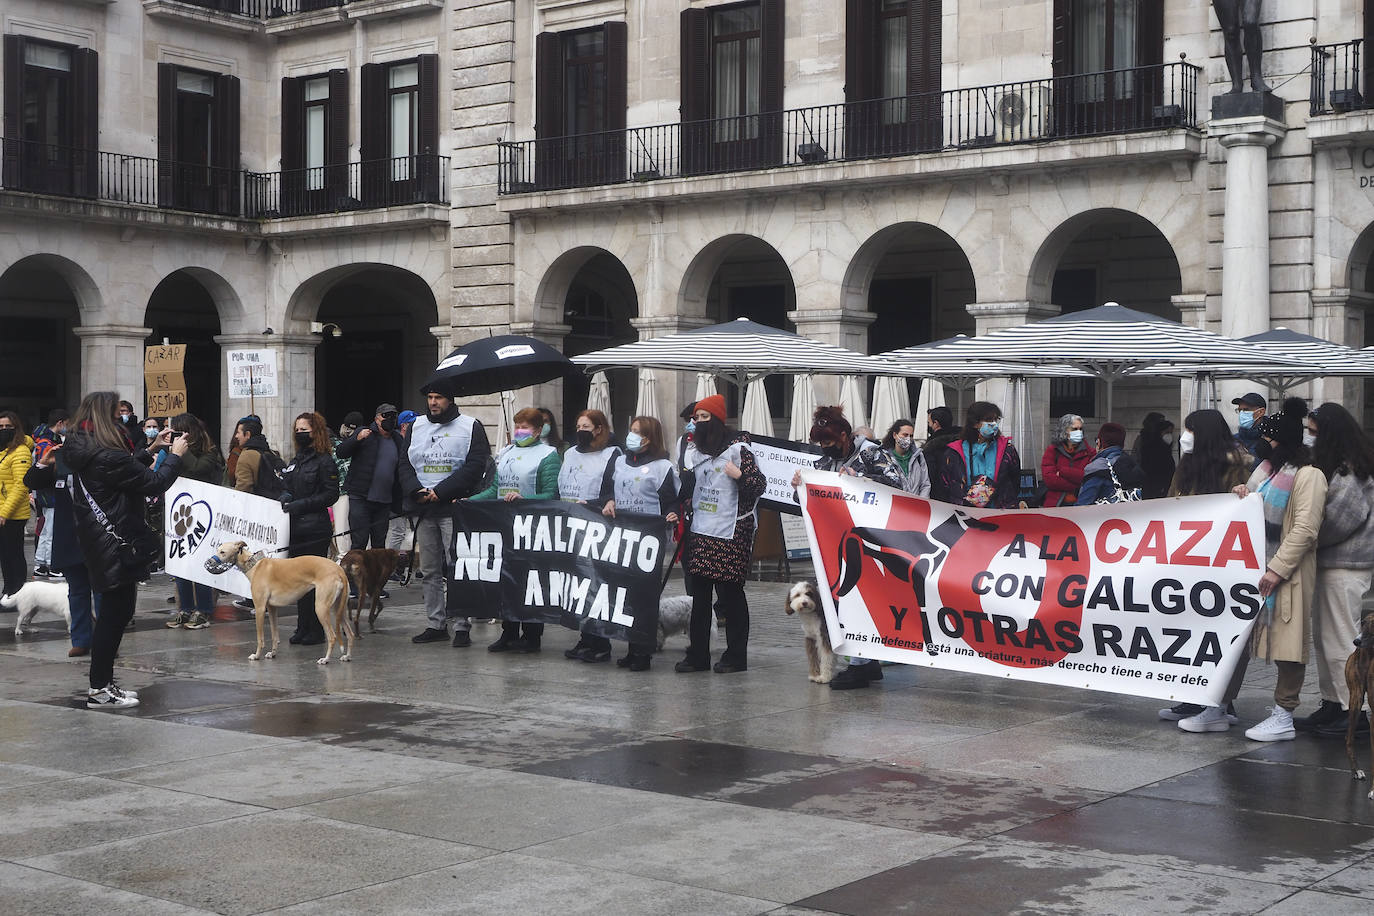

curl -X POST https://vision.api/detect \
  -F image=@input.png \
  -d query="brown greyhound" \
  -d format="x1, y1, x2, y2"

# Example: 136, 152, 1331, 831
339, 547, 400, 637
1346, 611, 1374, 797
206, 540, 353, 665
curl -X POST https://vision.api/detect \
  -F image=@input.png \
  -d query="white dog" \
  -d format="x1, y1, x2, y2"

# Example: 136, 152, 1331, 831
656, 594, 695, 650
786, 581, 838, 683
3, 581, 72, 638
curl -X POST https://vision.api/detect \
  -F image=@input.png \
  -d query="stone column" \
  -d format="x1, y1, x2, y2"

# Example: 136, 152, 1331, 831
1211, 99, 1286, 408
787, 307, 875, 405
962, 301, 1059, 463
73, 324, 152, 407
1311, 288, 1374, 413
1171, 293, 1211, 414
214, 333, 321, 450
502, 320, 571, 434
631, 314, 713, 424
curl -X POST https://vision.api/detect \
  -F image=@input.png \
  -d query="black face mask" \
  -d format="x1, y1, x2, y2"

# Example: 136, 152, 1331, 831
575, 429, 594, 449
294, 431, 313, 449
821, 444, 844, 460
380, 416, 396, 432
0, 429, 14, 448
927, 426, 936, 438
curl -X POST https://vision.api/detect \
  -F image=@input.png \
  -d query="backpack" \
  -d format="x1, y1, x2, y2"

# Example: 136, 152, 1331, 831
1094, 457, 1143, 505
251, 448, 287, 499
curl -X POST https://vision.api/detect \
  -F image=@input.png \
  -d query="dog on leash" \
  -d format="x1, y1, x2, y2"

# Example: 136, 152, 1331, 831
205, 540, 353, 665
3, 581, 72, 638
339, 548, 400, 637
1346, 611, 1374, 797
786, 581, 838, 683
656, 594, 694, 650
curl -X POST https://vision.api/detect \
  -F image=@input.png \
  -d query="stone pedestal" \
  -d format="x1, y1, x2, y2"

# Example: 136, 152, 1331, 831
214, 332, 321, 451
1171, 293, 1213, 413
1311, 288, 1374, 413
631, 315, 714, 423
961, 301, 1059, 461
787, 307, 875, 404
1210, 98, 1287, 410
73, 324, 153, 409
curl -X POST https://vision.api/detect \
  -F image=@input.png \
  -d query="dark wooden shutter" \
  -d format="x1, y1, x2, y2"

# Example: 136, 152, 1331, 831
843, 0, 875, 157
359, 62, 384, 203
214, 73, 240, 215
326, 68, 349, 204
1136, 0, 1165, 124
680, 6, 709, 173
3, 35, 25, 188
908, 0, 941, 150
604, 20, 628, 183
417, 54, 439, 201
760, 0, 785, 164
156, 62, 176, 207
1137, 0, 1163, 65
280, 77, 304, 170
534, 32, 564, 140
71, 48, 99, 197
1051, 0, 1072, 136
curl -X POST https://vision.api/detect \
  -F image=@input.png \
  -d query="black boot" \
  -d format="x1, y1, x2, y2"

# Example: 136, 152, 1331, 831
1295, 699, 1343, 732
488, 621, 520, 652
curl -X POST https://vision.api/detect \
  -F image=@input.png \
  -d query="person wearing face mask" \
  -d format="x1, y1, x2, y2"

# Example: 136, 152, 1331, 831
598, 415, 681, 670
536, 406, 566, 455
1177, 398, 1326, 742
1231, 392, 1268, 457
1040, 414, 1095, 507
922, 406, 962, 502
399, 384, 493, 646
29, 409, 70, 581
336, 403, 407, 557
880, 418, 931, 496
279, 412, 341, 647
1294, 403, 1374, 739
1075, 423, 1145, 505
471, 406, 560, 653
162, 413, 225, 631
334, 411, 365, 487
937, 402, 1022, 510
117, 400, 140, 432
1131, 412, 1177, 500
560, 409, 623, 663
676, 394, 766, 674
0, 411, 35, 600
223, 414, 262, 488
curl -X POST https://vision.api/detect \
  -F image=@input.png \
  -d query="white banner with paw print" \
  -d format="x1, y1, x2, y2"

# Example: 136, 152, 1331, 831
163, 479, 290, 593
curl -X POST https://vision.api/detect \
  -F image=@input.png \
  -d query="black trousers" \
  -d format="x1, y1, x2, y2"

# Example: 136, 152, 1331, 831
0, 520, 27, 597
348, 498, 391, 551
90, 581, 137, 689
290, 538, 329, 638
685, 577, 748, 667
501, 620, 544, 643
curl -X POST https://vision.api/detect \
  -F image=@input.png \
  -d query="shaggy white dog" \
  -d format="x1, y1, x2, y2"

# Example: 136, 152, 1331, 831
656, 594, 695, 650
3, 581, 72, 637
786, 581, 838, 683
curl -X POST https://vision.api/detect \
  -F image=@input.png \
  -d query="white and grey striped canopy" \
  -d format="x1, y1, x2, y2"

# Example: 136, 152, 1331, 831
571, 318, 900, 387
1146, 327, 1374, 394
881, 335, 1093, 386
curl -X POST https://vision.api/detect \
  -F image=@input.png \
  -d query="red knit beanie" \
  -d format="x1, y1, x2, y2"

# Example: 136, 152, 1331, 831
696, 394, 727, 422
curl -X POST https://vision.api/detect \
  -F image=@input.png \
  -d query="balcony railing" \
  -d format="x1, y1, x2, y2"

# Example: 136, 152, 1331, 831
499, 61, 1200, 195
1311, 40, 1370, 115
1, 138, 447, 219
159, 0, 346, 16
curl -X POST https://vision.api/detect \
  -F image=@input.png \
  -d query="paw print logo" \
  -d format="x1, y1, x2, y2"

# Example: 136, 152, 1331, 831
172, 503, 195, 537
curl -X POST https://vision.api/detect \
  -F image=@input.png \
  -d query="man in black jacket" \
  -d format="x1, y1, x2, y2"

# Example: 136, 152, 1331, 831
335, 403, 405, 552
922, 406, 962, 501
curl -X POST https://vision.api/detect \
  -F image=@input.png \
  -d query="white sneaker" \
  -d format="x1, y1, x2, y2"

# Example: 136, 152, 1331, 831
1178, 705, 1231, 733
87, 684, 139, 710
1245, 706, 1296, 742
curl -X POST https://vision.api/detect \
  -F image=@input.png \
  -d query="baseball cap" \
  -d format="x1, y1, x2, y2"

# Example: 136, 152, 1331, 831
1230, 392, 1266, 409
375, 403, 398, 417
398, 410, 416, 425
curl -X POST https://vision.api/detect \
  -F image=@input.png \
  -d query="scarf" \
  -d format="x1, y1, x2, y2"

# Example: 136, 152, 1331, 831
1255, 460, 1296, 628
963, 439, 996, 484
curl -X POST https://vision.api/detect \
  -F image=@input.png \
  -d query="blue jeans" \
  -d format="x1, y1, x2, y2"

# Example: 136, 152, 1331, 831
174, 576, 214, 613
56, 562, 99, 649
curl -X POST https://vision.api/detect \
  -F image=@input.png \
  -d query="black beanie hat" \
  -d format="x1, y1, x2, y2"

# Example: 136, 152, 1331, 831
1255, 396, 1306, 450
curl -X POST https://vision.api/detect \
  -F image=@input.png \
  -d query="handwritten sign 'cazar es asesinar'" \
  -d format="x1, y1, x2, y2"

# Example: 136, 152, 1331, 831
145, 344, 187, 417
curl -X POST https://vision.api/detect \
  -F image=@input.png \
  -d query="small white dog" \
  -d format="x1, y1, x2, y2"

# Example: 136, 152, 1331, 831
786, 581, 838, 683
3, 581, 72, 638
656, 594, 695, 650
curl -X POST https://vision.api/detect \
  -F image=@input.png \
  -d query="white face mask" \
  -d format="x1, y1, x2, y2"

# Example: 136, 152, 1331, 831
1302, 431, 1316, 448
1179, 430, 1195, 455
1067, 429, 1084, 444
1162, 433, 1174, 446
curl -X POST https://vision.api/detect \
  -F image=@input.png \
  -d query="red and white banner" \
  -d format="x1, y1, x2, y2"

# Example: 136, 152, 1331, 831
796, 471, 1265, 706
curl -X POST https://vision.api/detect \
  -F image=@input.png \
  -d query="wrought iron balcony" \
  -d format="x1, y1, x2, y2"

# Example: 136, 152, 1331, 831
1311, 40, 1370, 115
1, 138, 447, 219
499, 61, 1200, 195
154, 0, 344, 16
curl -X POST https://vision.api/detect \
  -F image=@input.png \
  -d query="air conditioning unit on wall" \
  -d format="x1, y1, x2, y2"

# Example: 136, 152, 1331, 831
994, 86, 1051, 144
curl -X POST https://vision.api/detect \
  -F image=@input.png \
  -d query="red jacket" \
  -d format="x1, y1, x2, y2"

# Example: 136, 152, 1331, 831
1040, 443, 1096, 507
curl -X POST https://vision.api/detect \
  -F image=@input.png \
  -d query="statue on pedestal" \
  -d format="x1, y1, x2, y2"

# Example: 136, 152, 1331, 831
1213, 0, 1267, 94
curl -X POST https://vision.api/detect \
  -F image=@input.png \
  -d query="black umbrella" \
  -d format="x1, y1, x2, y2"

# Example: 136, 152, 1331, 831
422, 334, 575, 397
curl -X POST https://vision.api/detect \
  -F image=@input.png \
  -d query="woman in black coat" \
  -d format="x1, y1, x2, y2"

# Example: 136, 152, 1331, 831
60, 391, 188, 709
283, 412, 340, 646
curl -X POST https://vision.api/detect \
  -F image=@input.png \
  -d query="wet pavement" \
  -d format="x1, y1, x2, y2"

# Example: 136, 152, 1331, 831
1, 568, 1373, 915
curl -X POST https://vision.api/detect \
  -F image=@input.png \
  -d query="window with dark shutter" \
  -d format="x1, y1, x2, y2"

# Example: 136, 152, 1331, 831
1, 35, 99, 197
1053, 0, 1162, 135
680, 6, 710, 174
844, 1, 940, 159
359, 56, 437, 204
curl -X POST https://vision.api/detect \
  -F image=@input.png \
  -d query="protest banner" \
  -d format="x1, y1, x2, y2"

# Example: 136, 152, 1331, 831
744, 434, 822, 515
796, 470, 1265, 706
226, 349, 279, 399
163, 479, 290, 593
144, 343, 187, 417
447, 500, 667, 645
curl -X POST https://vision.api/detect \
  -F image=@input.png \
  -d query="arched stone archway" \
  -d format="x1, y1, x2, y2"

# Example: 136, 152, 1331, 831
0, 255, 87, 423
144, 269, 234, 438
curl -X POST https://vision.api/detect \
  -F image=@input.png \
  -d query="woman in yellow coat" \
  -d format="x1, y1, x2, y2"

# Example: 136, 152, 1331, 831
0, 411, 35, 600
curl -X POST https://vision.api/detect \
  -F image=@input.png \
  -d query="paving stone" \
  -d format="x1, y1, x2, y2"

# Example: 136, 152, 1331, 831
0, 862, 216, 915
1131, 756, 1374, 826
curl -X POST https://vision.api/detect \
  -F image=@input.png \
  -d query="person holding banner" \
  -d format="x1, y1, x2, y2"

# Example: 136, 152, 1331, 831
560, 410, 622, 663
1179, 399, 1326, 741
474, 406, 560, 653
63, 391, 188, 709
163, 413, 225, 631
282, 412, 340, 647
936, 401, 1022, 510
1296, 403, 1374, 738
676, 394, 765, 674
880, 419, 931, 496
602, 415, 681, 671
1040, 414, 1094, 507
